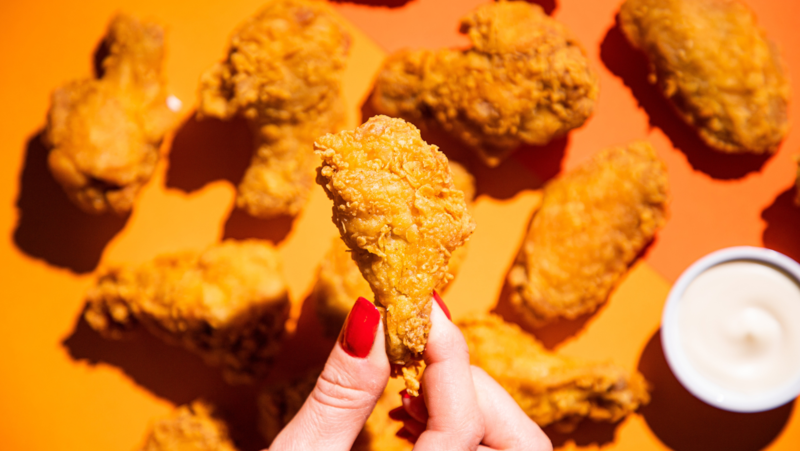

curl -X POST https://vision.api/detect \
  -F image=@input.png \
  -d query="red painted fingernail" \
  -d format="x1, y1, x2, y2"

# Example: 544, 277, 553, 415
401, 389, 411, 399
341, 297, 380, 358
433, 290, 451, 320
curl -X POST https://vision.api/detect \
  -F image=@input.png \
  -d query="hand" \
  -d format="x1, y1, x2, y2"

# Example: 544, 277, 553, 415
391, 295, 553, 451
268, 297, 390, 451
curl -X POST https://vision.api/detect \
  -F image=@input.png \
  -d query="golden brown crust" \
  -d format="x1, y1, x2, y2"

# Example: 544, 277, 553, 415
314, 161, 476, 338
459, 314, 650, 431
44, 13, 177, 215
139, 402, 239, 451
84, 240, 290, 384
619, 0, 790, 153
508, 142, 668, 326
198, 0, 350, 217
372, 0, 598, 167
315, 116, 475, 394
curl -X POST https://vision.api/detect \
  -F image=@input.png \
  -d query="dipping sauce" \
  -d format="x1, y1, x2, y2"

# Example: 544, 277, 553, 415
679, 261, 800, 395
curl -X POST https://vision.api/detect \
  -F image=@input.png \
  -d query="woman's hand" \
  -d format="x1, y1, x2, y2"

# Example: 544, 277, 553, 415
391, 296, 553, 451
268, 297, 390, 451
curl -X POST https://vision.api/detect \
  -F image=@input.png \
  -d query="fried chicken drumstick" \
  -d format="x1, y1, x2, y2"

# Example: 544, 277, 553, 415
314, 161, 475, 338
84, 240, 290, 384
44, 13, 178, 214
138, 402, 239, 451
315, 116, 475, 395
619, 0, 790, 154
459, 314, 650, 431
508, 142, 668, 326
198, 0, 350, 218
372, 0, 598, 167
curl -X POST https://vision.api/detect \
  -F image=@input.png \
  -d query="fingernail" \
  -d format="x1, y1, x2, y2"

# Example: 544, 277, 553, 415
341, 297, 380, 358
388, 406, 410, 421
401, 389, 411, 399
433, 290, 451, 320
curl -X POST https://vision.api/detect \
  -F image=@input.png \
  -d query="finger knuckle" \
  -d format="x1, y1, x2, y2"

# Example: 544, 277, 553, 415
309, 368, 377, 413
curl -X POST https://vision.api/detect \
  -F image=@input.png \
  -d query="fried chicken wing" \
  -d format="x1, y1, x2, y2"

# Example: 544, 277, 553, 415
372, 0, 598, 167
84, 240, 290, 383
459, 314, 650, 431
44, 13, 178, 215
619, 0, 790, 154
508, 142, 668, 326
259, 369, 410, 450
139, 402, 239, 451
314, 161, 476, 338
198, 0, 350, 218
315, 116, 475, 395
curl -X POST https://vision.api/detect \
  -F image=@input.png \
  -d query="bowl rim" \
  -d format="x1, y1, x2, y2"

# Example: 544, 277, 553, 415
661, 246, 800, 412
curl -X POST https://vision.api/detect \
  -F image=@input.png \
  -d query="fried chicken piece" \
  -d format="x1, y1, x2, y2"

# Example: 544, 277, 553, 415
315, 116, 475, 395
44, 13, 178, 215
139, 402, 239, 451
314, 161, 476, 338
372, 0, 598, 167
459, 314, 650, 432
84, 240, 290, 384
259, 369, 410, 450
198, 0, 350, 218
619, 0, 790, 154
508, 142, 668, 326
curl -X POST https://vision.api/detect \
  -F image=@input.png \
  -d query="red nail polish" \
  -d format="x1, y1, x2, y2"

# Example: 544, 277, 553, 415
433, 290, 451, 320
341, 297, 380, 358
401, 389, 410, 399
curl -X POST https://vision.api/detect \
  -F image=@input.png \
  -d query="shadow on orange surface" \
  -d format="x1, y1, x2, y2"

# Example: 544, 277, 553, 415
222, 208, 294, 243
361, 92, 563, 200
330, 0, 412, 7
166, 113, 252, 193
637, 330, 794, 451
544, 419, 618, 448
762, 186, 800, 262
523, 0, 557, 15
13, 132, 128, 273
600, 19, 772, 180
62, 311, 266, 450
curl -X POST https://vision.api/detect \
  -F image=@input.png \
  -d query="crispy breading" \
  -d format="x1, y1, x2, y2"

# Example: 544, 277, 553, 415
372, 0, 598, 167
459, 314, 650, 432
315, 116, 475, 395
619, 0, 790, 154
198, 0, 350, 218
84, 240, 290, 384
508, 142, 668, 326
44, 13, 178, 215
314, 161, 476, 338
259, 370, 410, 450
139, 402, 239, 451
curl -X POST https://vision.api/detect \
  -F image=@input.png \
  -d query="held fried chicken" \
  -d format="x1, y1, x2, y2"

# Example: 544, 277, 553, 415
259, 370, 410, 450
44, 13, 179, 214
372, 0, 598, 167
459, 314, 650, 431
198, 0, 350, 218
619, 0, 790, 154
84, 240, 290, 384
315, 116, 475, 395
314, 161, 476, 338
508, 142, 668, 326
138, 402, 239, 451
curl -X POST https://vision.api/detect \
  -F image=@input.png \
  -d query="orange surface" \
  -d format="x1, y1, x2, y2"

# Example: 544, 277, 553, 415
1, 0, 800, 450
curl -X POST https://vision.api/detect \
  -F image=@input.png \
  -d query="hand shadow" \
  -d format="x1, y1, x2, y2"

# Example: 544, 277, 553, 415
600, 19, 772, 180
637, 329, 794, 451
761, 186, 800, 262
13, 132, 128, 274
361, 92, 565, 201
62, 310, 266, 451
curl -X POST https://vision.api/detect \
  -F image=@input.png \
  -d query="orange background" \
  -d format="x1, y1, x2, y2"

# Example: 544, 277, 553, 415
2, 0, 800, 450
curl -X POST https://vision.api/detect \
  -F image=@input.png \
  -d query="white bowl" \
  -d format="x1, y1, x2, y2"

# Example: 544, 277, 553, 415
661, 246, 800, 412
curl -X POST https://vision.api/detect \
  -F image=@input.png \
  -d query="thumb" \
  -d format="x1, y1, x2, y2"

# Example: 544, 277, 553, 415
269, 297, 390, 451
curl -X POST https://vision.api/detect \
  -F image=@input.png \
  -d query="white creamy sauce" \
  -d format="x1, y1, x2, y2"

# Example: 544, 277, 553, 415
679, 261, 800, 395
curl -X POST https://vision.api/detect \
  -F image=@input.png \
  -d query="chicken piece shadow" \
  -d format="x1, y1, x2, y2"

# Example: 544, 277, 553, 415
329, 0, 412, 7
13, 132, 129, 274
637, 329, 793, 451
544, 419, 619, 448
762, 186, 800, 262
523, 0, 556, 15
600, 19, 771, 180
222, 209, 294, 244
361, 93, 565, 200
62, 310, 267, 451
